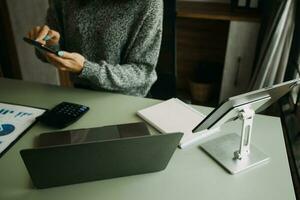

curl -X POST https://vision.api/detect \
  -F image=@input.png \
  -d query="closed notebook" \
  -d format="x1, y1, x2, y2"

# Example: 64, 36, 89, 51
137, 98, 218, 148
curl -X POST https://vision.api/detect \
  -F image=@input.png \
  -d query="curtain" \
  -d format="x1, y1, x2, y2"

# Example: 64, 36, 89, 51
285, 0, 300, 80
249, 0, 297, 90
284, 0, 300, 106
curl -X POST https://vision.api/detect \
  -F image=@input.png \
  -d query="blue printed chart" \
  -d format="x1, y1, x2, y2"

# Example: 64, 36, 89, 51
0, 124, 15, 136
0, 103, 46, 155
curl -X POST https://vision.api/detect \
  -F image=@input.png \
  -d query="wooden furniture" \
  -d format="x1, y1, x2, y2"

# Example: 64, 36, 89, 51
177, 2, 260, 22
176, 1, 261, 103
0, 78, 296, 200
1, 0, 71, 86
0, 0, 22, 79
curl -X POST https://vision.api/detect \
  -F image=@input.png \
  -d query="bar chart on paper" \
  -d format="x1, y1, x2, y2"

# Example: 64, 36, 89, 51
0, 108, 33, 118
0, 103, 46, 156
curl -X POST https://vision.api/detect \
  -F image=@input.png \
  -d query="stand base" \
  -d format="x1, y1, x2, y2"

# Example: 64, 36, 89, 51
201, 133, 270, 174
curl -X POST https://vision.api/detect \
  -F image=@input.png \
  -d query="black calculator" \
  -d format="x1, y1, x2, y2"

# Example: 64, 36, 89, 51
38, 102, 89, 129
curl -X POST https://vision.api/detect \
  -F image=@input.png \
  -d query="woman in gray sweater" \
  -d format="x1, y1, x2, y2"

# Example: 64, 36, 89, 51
28, 0, 163, 97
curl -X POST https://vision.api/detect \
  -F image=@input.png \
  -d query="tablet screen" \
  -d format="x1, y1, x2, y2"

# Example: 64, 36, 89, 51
193, 79, 299, 133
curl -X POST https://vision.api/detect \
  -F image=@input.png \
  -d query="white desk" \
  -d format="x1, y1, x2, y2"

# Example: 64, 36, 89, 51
0, 78, 296, 200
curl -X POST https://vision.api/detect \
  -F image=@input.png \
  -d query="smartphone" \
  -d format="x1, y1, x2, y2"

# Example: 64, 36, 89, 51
23, 37, 59, 56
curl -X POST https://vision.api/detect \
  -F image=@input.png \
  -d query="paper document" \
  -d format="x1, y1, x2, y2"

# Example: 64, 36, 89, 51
137, 98, 218, 148
0, 103, 46, 156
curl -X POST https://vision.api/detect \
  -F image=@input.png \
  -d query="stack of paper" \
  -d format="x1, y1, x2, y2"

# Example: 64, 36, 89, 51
137, 98, 218, 148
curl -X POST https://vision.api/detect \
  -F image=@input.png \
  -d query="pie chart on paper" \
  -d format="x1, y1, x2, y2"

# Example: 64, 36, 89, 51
0, 124, 15, 136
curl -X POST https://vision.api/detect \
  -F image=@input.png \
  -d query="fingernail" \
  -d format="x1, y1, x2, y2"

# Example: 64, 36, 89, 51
43, 35, 52, 41
58, 51, 64, 57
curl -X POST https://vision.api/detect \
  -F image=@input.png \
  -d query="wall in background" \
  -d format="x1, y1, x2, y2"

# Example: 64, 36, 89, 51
6, 0, 59, 85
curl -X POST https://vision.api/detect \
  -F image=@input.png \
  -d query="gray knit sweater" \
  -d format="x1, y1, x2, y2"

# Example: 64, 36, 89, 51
43, 0, 163, 97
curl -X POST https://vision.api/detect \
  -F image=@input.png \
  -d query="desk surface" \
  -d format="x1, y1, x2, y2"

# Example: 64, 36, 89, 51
0, 78, 296, 200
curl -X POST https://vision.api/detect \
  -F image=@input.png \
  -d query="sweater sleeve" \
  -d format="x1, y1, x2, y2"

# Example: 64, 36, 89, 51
78, 1, 163, 97
35, 0, 63, 62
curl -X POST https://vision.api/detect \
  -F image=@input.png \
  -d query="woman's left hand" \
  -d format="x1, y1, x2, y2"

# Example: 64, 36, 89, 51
45, 51, 85, 74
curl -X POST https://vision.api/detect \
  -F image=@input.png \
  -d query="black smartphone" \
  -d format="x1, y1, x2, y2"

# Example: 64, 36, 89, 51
23, 37, 59, 56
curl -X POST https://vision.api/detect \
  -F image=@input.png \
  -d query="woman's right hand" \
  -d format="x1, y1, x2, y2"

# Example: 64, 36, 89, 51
27, 25, 60, 46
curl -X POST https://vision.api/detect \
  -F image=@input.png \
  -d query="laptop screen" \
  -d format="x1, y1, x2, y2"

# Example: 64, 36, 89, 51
38, 122, 150, 147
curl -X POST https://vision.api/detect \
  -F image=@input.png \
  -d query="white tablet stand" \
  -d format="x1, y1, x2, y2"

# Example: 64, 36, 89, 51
201, 97, 271, 174
195, 79, 300, 174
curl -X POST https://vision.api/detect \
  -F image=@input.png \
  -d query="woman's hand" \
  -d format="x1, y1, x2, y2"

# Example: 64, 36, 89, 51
28, 25, 84, 74
27, 25, 60, 46
45, 51, 85, 74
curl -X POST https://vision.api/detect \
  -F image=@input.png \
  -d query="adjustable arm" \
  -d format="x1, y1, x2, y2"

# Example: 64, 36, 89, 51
234, 108, 255, 160
201, 97, 271, 174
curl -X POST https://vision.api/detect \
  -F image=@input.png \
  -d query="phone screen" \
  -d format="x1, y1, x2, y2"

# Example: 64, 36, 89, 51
23, 37, 59, 55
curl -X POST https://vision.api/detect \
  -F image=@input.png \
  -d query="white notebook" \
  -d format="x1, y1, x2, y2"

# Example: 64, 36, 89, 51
137, 98, 218, 148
